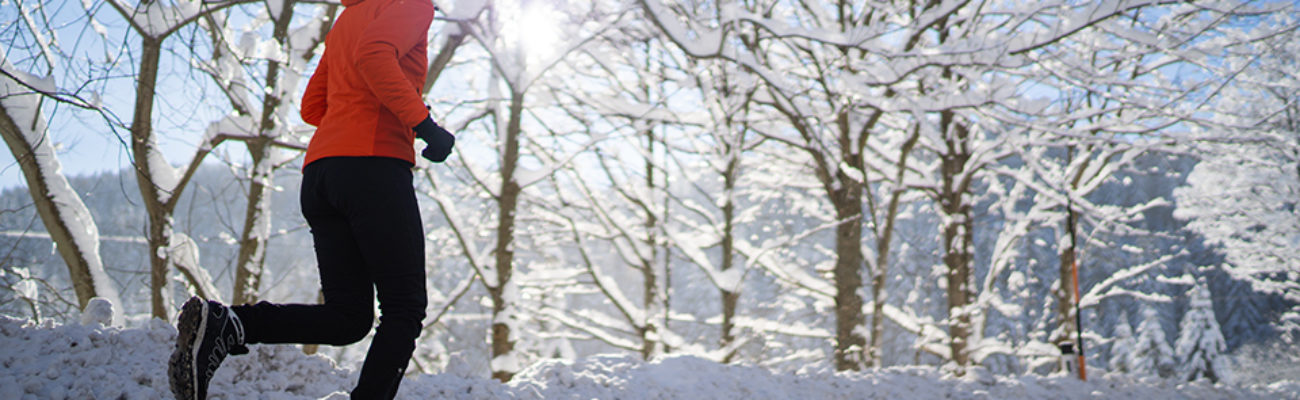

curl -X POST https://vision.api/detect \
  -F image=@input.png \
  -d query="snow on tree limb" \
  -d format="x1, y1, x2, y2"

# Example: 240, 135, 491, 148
167, 232, 222, 303
424, 169, 495, 285
533, 306, 641, 352
0, 58, 124, 326
107, 0, 253, 39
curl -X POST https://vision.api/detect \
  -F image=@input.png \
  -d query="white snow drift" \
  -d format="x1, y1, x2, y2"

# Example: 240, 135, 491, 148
1, 315, 1297, 400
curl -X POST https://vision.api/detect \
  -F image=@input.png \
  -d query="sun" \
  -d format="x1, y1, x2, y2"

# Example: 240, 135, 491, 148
499, 0, 565, 68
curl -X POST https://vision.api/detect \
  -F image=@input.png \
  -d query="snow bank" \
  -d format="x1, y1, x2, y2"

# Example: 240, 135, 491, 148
1, 315, 1296, 400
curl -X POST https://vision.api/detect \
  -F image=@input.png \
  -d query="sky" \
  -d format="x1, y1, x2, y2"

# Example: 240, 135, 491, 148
0, 93, 227, 190
0, 0, 235, 190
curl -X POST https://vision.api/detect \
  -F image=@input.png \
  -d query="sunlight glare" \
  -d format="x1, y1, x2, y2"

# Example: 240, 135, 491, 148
499, 0, 565, 68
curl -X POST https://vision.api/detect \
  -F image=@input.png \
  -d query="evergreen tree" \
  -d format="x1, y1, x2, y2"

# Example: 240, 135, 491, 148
1132, 305, 1175, 378
1110, 311, 1136, 373
1175, 277, 1233, 383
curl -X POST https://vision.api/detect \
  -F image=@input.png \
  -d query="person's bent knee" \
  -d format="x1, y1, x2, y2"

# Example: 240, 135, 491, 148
377, 292, 427, 324
376, 307, 425, 339
329, 311, 374, 345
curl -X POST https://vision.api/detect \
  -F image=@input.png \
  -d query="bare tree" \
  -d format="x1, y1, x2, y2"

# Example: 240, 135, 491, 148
1173, 12, 1300, 334
418, 0, 626, 381
0, 63, 123, 323
0, 0, 145, 323
193, 0, 332, 304
971, 1, 1295, 370
103, 0, 262, 318
635, 0, 1292, 371
673, 56, 763, 362
637, 0, 925, 370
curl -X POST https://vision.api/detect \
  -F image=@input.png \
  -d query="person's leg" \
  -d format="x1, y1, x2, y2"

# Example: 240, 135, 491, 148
171, 159, 381, 400
230, 156, 426, 399
231, 158, 376, 346
333, 157, 427, 399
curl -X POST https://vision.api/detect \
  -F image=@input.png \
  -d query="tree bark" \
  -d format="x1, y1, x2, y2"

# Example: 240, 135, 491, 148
867, 125, 920, 366
1055, 222, 1078, 347
719, 153, 739, 362
639, 264, 658, 360
639, 126, 661, 360
0, 95, 121, 317
232, 1, 296, 305
129, 36, 175, 319
938, 112, 974, 367
131, 37, 220, 316
490, 91, 524, 382
232, 139, 273, 305
831, 186, 866, 371
831, 106, 869, 371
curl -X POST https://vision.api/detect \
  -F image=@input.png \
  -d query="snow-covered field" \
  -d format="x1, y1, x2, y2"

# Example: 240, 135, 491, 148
2, 316, 1296, 400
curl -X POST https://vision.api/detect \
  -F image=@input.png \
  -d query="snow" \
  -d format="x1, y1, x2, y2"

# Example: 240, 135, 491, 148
144, 145, 181, 203
640, 0, 723, 58
266, 0, 290, 21
110, 0, 205, 38
79, 298, 114, 327
14, 274, 37, 303
838, 161, 865, 183
17, 0, 59, 70
1, 315, 1296, 400
1110, 311, 1137, 373
490, 351, 522, 377
1174, 279, 1232, 383
1133, 305, 1176, 378
167, 232, 222, 303
447, 0, 489, 20
1, 54, 124, 326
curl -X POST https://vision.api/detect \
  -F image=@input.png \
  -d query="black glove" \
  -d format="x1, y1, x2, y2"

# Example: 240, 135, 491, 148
413, 116, 455, 163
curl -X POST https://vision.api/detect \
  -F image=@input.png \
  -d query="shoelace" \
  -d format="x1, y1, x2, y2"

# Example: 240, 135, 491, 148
204, 306, 247, 381
227, 307, 246, 347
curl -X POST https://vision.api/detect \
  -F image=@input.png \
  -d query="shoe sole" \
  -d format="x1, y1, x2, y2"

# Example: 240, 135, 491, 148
169, 298, 209, 400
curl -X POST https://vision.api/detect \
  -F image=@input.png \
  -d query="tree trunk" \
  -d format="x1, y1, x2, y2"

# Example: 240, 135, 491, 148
639, 263, 658, 359
831, 106, 868, 371
0, 94, 122, 320
1055, 200, 1080, 362
939, 113, 974, 367
233, 0, 296, 305
232, 139, 274, 305
127, 36, 218, 313
639, 125, 665, 360
719, 154, 739, 362
490, 91, 524, 382
832, 189, 866, 371
1055, 236, 1078, 339
941, 204, 974, 366
129, 36, 176, 319
867, 126, 920, 367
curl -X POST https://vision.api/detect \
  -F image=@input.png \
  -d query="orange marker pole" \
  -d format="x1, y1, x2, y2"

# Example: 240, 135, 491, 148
1072, 257, 1087, 381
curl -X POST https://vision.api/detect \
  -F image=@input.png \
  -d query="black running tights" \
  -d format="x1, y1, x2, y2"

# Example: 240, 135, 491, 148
232, 156, 427, 399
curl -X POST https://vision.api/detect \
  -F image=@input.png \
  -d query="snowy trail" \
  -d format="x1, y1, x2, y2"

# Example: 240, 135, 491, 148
1, 316, 1296, 400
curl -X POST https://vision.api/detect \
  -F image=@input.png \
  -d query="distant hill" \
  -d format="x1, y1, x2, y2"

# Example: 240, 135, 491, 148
0, 163, 317, 320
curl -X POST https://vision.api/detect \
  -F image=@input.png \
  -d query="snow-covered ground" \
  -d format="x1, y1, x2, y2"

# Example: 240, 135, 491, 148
2, 315, 1296, 400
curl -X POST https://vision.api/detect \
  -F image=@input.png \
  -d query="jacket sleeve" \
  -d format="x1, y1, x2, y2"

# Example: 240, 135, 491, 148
301, 54, 329, 127
354, 0, 434, 128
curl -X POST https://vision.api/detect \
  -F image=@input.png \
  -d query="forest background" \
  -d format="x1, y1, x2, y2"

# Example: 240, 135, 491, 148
1, 0, 1298, 385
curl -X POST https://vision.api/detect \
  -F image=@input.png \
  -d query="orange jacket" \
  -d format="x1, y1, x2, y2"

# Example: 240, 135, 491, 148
301, 0, 434, 167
